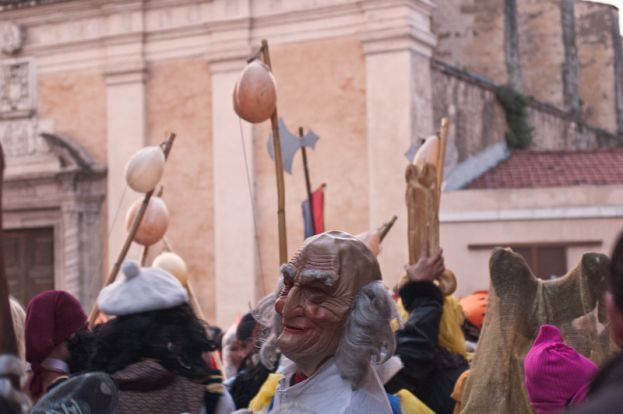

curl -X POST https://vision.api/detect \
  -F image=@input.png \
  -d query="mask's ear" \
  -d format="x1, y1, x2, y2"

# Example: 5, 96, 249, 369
606, 292, 623, 348
490, 247, 538, 302
489, 247, 539, 336
543, 253, 609, 324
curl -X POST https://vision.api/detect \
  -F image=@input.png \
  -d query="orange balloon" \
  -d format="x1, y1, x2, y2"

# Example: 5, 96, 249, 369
125, 197, 169, 246
233, 60, 277, 123
459, 290, 489, 329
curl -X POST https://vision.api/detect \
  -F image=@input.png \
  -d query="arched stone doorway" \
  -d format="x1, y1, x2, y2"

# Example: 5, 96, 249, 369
2, 132, 105, 308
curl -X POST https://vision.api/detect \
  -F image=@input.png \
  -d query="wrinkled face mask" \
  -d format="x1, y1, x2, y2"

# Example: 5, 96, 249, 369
275, 231, 382, 373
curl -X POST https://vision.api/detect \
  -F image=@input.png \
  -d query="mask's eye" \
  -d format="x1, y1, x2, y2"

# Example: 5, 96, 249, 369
303, 285, 329, 304
283, 276, 293, 289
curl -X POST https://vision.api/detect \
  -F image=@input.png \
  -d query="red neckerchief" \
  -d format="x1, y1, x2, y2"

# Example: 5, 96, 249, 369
292, 371, 308, 385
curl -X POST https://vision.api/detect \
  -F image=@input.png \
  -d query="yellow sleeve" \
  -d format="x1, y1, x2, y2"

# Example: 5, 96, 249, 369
438, 295, 467, 357
248, 373, 282, 411
397, 389, 435, 414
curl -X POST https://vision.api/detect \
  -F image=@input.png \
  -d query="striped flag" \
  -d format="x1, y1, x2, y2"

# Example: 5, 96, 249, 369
302, 184, 325, 239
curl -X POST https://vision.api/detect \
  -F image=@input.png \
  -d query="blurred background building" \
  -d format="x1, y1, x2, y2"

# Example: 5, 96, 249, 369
0, 0, 621, 326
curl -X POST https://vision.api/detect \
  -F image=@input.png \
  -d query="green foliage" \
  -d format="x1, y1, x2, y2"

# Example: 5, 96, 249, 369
495, 86, 533, 149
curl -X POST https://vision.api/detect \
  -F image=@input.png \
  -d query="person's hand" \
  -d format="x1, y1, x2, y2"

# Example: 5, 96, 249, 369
404, 243, 445, 283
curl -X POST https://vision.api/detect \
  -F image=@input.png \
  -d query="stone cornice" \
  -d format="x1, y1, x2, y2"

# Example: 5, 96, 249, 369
0, 0, 435, 73
358, 0, 436, 56
104, 62, 147, 85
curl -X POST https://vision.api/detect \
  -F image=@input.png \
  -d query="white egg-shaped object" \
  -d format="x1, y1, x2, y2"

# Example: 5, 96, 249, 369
125, 146, 166, 193
413, 135, 440, 168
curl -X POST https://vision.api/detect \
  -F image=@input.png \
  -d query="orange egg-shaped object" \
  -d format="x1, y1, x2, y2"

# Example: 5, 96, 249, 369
233, 60, 277, 123
153, 252, 189, 286
413, 135, 440, 168
125, 197, 169, 246
233, 79, 241, 116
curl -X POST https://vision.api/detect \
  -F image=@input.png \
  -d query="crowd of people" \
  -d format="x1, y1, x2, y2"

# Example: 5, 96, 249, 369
1, 228, 622, 413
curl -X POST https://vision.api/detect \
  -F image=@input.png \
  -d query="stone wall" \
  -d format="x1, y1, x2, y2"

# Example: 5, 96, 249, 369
146, 58, 216, 319
432, 0, 508, 86
432, 60, 623, 170
517, 0, 565, 108
431, 60, 507, 173
433, 0, 623, 135
38, 72, 107, 165
576, 1, 623, 134
527, 99, 622, 150
253, 37, 370, 293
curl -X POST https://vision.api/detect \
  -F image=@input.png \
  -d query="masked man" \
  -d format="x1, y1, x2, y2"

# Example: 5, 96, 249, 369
264, 231, 396, 413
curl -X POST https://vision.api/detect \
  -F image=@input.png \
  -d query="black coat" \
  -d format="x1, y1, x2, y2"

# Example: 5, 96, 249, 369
566, 352, 623, 414
230, 353, 274, 409
385, 281, 468, 414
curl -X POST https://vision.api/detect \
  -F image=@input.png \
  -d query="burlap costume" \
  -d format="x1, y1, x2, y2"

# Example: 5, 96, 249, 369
460, 248, 615, 414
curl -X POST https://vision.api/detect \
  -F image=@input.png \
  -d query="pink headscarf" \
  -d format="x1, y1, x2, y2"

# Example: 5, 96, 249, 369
524, 324, 598, 414
25, 290, 86, 396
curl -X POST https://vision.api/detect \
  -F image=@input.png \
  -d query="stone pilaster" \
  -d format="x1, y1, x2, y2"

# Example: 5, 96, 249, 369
209, 56, 258, 327
360, 0, 436, 286
104, 65, 147, 273
504, 0, 523, 91
611, 10, 623, 135
561, 0, 580, 115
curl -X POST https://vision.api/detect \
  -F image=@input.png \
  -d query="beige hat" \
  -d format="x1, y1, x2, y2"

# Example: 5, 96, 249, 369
98, 260, 188, 316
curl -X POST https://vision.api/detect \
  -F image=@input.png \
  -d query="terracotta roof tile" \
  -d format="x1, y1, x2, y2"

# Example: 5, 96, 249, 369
467, 150, 623, 189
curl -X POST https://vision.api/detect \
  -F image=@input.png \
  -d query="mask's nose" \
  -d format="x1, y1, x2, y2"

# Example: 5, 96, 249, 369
279, 286, 305, 320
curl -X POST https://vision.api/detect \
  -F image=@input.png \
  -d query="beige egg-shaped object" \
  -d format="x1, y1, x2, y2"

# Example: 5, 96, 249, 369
125, 197, 170, 246
413, 135, 440, 169
125, 146, 166, 193
153, 251, 189, 286
233, 60, 277, 123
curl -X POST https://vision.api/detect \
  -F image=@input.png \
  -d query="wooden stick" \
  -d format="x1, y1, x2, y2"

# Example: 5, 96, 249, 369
379, 215, 398, 242
186, 282, 206, 321
261, 40, 288, 264
139, 187, 165, 266
162, 236, 174, 252
88, 133, 176, 327
436, 118, 450, 207
0, 144, 17, 355
140, 246, 150, 266
299, 127, 315, 235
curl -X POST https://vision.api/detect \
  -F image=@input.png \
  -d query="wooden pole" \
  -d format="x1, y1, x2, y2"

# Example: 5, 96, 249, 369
261, 40, 288, 264
379, 215, 398, 242
139, 186, 164, 266
436, 118, 450, 207
140, 246, 150, 266
186, 282, 206, 321
88, 133, 176, 327
0, 144, 17, 355
299, 127, 315, 235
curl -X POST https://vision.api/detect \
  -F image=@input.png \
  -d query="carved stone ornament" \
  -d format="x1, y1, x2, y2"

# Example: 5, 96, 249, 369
0, 22, 24, 55
0, 61, 32, 113
0, 119, 37, 157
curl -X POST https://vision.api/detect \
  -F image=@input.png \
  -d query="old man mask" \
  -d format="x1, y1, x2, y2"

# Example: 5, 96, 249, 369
275, 231, 382, 375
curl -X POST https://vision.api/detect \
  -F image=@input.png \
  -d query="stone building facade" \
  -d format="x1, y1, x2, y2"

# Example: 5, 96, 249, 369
0, 0, 621, 326
433, 0, 623, 135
